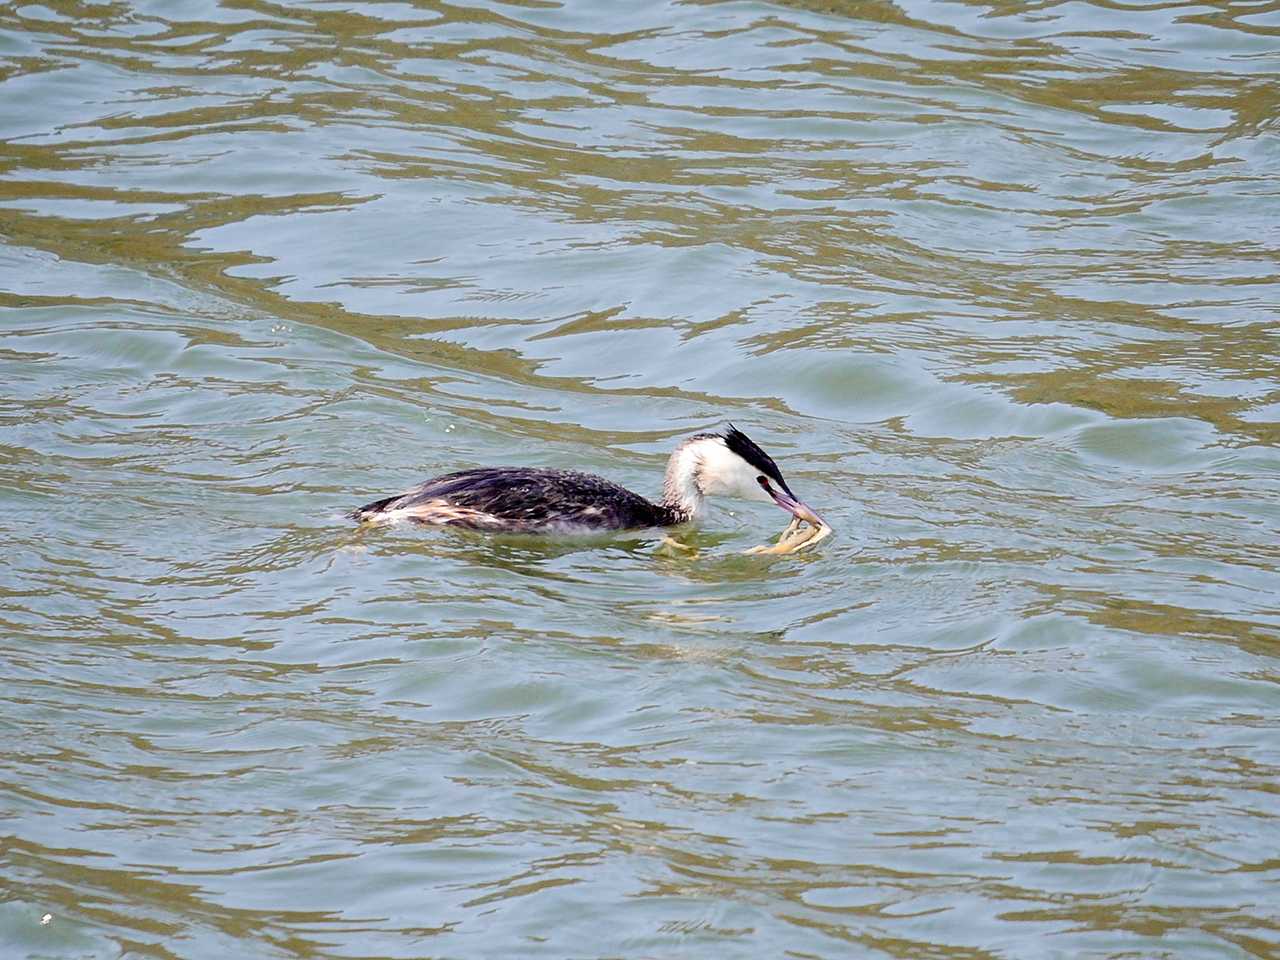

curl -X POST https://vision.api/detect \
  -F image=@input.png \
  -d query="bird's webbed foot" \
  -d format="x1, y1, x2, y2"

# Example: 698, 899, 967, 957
745, 517, 833, 555
657, 534, 697, 555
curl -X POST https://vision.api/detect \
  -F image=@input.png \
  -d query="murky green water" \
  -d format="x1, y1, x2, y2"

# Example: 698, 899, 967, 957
3, 1, 1279, 957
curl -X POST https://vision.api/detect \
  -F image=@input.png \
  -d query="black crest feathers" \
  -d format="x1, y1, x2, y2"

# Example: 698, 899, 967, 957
722, 424, 793, 495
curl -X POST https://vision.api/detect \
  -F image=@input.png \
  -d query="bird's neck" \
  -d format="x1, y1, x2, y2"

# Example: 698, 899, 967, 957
659, 442, 705, 522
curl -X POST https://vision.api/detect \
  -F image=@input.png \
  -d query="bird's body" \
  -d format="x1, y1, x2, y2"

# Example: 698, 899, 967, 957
350, 426, 832, 552
350, 466, 678, 533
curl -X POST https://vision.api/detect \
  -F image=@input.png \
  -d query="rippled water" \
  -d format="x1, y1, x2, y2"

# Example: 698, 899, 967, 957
3, 0, 1279, 957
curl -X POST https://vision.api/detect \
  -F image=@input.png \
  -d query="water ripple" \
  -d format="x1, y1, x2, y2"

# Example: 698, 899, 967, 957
3, 0, 1279, 957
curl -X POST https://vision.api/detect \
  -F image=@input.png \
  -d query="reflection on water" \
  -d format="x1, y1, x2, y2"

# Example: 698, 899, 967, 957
2, 0, 1278, 957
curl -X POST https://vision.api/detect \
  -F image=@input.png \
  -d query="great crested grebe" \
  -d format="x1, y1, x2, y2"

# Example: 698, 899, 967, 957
350, 426, 832, 553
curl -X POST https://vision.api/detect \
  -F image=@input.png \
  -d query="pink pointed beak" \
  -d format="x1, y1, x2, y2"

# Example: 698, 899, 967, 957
759, 477, 827, 528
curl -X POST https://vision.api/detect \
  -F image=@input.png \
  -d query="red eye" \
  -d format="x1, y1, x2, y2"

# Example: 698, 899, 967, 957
757, 476, 770, 490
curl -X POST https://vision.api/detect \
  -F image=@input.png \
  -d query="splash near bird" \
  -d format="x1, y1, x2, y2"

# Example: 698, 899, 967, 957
350, 426, 832, 554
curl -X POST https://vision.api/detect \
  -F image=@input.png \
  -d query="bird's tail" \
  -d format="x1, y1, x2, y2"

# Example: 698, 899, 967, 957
349, 494, 401, 523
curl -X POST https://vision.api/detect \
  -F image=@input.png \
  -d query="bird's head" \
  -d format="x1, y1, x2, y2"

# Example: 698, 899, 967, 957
665, 425, 826, 527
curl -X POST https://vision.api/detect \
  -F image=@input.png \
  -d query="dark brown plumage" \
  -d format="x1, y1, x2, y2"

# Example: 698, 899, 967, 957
350, 467, 681, 531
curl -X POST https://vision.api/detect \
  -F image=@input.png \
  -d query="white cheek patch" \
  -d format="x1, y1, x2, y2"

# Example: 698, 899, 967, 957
699, 441, 773, 501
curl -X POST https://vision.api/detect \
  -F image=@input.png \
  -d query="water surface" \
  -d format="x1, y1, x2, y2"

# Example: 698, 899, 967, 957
2, 0, 1279, 957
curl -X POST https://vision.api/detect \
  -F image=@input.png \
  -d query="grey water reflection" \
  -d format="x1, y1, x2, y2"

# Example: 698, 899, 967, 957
2, 0, 1279, 957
